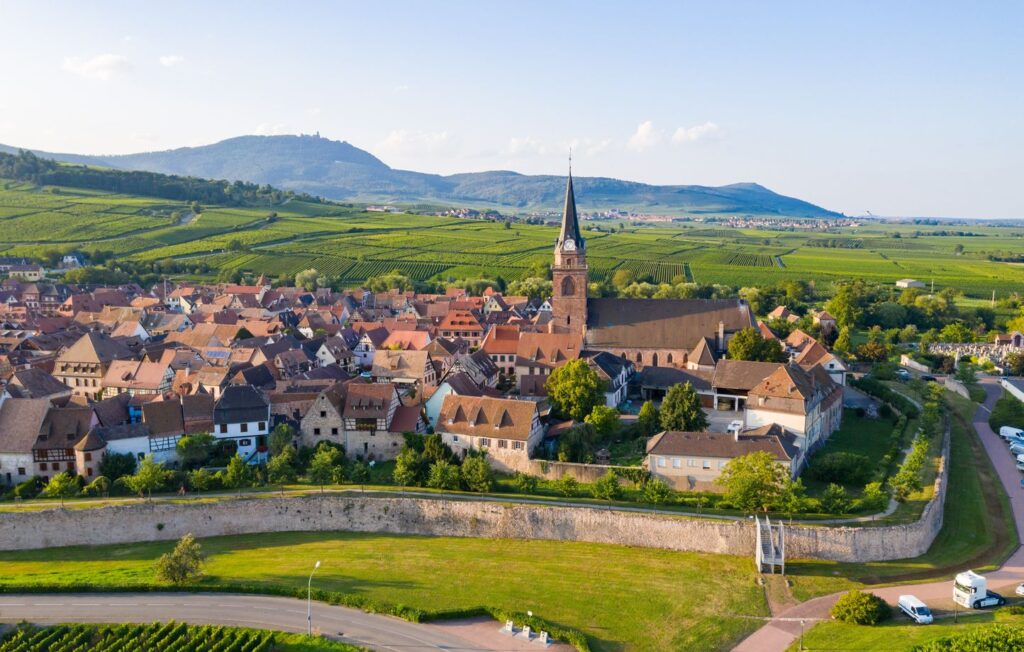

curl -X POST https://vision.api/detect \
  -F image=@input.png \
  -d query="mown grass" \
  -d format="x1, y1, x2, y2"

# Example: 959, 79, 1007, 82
0, 531, 768, 652
785, 393, 1018, 601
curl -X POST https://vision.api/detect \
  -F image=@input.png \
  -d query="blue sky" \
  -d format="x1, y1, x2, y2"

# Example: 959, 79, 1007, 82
1, 1, 1021, 217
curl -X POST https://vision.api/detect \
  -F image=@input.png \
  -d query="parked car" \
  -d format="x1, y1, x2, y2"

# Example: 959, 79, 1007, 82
921, 374, 937, 382
1016, 461, 1024, 473
898, 595, 933, 624
897, 369, 911, 382
1016, 583, 1024, 597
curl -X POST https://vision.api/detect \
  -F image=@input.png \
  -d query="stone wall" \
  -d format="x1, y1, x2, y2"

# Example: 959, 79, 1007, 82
0, 425, 951, 562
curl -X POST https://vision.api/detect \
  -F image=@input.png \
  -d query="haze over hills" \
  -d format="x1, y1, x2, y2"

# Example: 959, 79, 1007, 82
0, 135, 840, 217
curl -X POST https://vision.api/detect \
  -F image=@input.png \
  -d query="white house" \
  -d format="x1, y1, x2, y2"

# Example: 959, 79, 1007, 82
213, 385, 270, 464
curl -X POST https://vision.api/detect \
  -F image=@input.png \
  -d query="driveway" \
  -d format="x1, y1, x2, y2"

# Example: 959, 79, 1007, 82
0, 592, 572, 651
734, 378, 1023, 651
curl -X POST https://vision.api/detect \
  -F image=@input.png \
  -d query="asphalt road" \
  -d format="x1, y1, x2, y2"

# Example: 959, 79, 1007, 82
0, 592, 559, 651
734, 377, 1024, 651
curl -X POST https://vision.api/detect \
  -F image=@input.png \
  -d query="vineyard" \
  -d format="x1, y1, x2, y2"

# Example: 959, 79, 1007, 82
0, 622, 361, 652
5, 178, 1024, 297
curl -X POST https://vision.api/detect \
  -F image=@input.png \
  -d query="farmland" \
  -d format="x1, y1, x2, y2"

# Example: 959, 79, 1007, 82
4, 179, 1024, 298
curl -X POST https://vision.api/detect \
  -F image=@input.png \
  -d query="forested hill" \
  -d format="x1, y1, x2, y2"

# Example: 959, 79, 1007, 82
0, 135, 841, 217
0, 150, 319, 206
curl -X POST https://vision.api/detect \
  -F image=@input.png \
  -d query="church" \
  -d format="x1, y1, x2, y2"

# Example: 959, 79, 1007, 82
549, 172, 755, 369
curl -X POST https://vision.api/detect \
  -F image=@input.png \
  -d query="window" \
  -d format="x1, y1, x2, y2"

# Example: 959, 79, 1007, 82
67, 462, 74, 471
718, 461, 727, 469
331, 428, 338, 436
452, 435, 459, 442
320, 411, 327, 418
239, 439, 252, 447
87, 468, 93, 477
672, 458, 681, 469
657, 458, 665, 468
513, 441, 524, 450
479, 438, 490, 447
314, 428, 321, 436
17, 467, 25, 476
39, 463, 47, 471
239, 423, 249, 433
219, 424, 227, 434
84, 453, 92, 461
687, 459, 696, 467
258, 422, 266, 431
498, 440, 508, 449
702, 460, 711, 470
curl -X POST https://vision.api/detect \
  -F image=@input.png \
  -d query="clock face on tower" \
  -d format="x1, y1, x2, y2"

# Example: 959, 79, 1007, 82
563, 239, 576, 251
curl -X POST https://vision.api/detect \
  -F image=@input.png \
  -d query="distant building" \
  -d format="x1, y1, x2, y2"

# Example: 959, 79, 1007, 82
896, 279, 926, 289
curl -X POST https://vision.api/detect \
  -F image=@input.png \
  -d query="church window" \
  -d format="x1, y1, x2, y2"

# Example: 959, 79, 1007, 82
560, 276, 575, 297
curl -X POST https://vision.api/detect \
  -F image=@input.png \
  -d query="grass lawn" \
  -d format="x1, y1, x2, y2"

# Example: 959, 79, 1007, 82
0, 531, 768, 652
785, 393, 1018, 601
801, 409, 904, 496
788, 610, 1024, 651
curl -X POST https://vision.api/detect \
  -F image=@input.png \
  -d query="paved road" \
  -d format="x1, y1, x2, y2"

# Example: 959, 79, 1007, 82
0, 592, 569, 651
734, 377, 1024, 651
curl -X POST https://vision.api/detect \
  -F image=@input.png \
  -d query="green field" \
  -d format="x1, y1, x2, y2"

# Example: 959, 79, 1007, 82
0, 622, 361, 652
5, 180, 1024, 297
0, 531, 767, 652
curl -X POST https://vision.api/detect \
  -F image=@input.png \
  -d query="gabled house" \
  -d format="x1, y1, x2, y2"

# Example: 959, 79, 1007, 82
436, 395, 543, 473
424, 371, 501, 429
213, 385, 270, 464
514, 332, 583, 397
371, 350, 437, 394
341, 382, 423, 460
315, 336, 356, 372
101, 359, 174, 397
448, 350, 499, 388
53, 331, 135, 399
583, 351, 634, 407
0, 398, 51, 486
354, 327, 389, 368
744, 364, 842, 453
480, 324, 520, 376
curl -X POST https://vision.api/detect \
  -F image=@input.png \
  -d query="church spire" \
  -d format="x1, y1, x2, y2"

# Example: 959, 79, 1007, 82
556, 169, 584, 251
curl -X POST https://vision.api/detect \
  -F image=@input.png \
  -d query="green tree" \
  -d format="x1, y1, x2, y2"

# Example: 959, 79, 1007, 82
779, 477, 807, 522
42, 472, 79, 506
175, 433, 216, 470
821, 482, 851, 514
268, 424, 297, 456
460, 455, 493, 493
423, 433, 456, 465
545, 359, 607, 421
308, 446, 342, 492
1006, 352, 1024, 377
718, 451, 787, 513
99, 451, 137, 480
556, 473, 579, 497
637, 400, 660, 436
295, 268, 320, 291
592, 470, 622, 501
611, 268, 636, 289
939, 321, 974, 343
222, 454, 254, 495
557, 422, 598, 463
859, 481, 889, 512
584, 405, 621, 438
955, 362, 977, 385
187, 468, 213, 494
659, 382, 709, 432
513, 472, 539, 494
832, 325, 852, 355
826, 283, 865, 330
127, 455, 169, 501
642, 477, 672, 504
266, 447, 297, 492
855, 339, 890, 362
393, 447, 426, 486
727, 327, 787, 362
155, 533, 206, 584
349, 462, 370, 486
426, 460, 461, 490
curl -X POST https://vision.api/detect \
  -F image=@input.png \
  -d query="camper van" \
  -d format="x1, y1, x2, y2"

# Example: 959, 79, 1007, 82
898, 595, 933, 624
1000, 426, 1024, 440
953, 571, 1006, 609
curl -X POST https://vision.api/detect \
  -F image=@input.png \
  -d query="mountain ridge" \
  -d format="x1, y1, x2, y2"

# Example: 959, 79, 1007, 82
0, 134, 840, 217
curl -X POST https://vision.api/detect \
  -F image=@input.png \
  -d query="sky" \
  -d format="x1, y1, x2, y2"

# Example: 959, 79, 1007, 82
0, 1, 1022, 218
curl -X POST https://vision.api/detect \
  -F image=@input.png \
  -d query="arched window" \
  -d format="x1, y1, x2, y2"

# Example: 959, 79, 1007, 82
560, 276, 575, 297
651, 352, 659, 367
636, 352, 643, 363
667, 353, 674, 365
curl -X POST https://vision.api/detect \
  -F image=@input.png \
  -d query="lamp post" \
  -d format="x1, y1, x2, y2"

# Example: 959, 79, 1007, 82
307, 560, 321, 636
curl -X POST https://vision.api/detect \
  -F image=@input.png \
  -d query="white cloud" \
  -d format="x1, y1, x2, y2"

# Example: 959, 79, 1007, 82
159, 55, 185, 67
627, 120, 661, 151
377, 129, 450, 153
672, 121, 720, 144
505, 136, 549, 156
62, 53, 131, 80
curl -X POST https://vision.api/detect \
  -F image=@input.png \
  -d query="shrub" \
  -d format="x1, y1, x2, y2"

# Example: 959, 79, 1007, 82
830, 590, 892, 625
591, 470, 622, 501
512, 472, 539, 494
642, 478, 672, 504
989, 395, 1024, 432
556, 473, 579, 497
857, 482, 890, 512
808, 452, 873, 485
820, 483, 851, 514
909, 624, 1024, 651
460, 455, 493, 493
155, 533, 206, 584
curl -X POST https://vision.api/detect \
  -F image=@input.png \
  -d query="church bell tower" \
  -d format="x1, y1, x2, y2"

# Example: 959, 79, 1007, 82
551, 170, 588, 334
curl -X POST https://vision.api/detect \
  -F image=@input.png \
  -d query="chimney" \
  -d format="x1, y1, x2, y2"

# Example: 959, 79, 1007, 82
717, 321, 725, 351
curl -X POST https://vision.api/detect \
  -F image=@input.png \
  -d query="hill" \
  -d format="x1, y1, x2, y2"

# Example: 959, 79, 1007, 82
0, 135, 840, 217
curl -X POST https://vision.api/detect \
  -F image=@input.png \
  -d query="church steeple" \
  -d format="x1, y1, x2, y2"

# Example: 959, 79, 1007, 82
555, 171, 584, 253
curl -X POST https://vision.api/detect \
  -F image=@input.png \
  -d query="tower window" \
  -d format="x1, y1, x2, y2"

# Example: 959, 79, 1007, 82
561, 276, 575, 297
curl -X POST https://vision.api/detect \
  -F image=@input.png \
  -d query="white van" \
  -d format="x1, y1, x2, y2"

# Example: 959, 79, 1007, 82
898, 595, 933, 624
1001, 426, 1024, 440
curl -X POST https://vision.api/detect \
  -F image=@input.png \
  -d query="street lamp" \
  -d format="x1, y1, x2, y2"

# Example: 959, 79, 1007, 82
308, 560, 321, 636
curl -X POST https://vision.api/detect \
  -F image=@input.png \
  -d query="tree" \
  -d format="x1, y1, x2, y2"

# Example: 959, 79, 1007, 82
393, 447, 426, 486
461, 455, 493, 493
513, 472, 539, 494
156, 533, 206, 584
295, 268, 320, 291
269, 424, 296, 456
642, 477, 672, 504
127, 455, 169, 501
659, 382, 708, 432
556, 473, 579, 497
821, 483, 851, 514
859, 481, 889, 512
637, 400, 660, 436
778, 477, 806, 522
830, 590, 892, 625
545, 360, 607, 421
221, 454, 254, 496
718, 451, 787, 513
266, 447, 298, 492
611, 268, 635, 289
43, 472, 79, 506
426, 460, 461, 490
955, 362, 977, 385
308, 446, 342, 492
939, 321, 974, 343
592, 470, 622, 501
727, 327, 787, 362
855, 339, 890, 362
826, 283, 865, 330
175, 433, 216, 470
422, 433, 457, 465
1007, 352, 1024, 377
832, 326, 852, 355
584, 405, 621, 439
99, 451, 137, 480
187, 468, 213, 494
557, 423, 598, 463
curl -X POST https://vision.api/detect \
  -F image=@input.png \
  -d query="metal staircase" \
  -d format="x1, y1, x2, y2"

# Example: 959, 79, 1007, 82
755, 515, 785, 574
